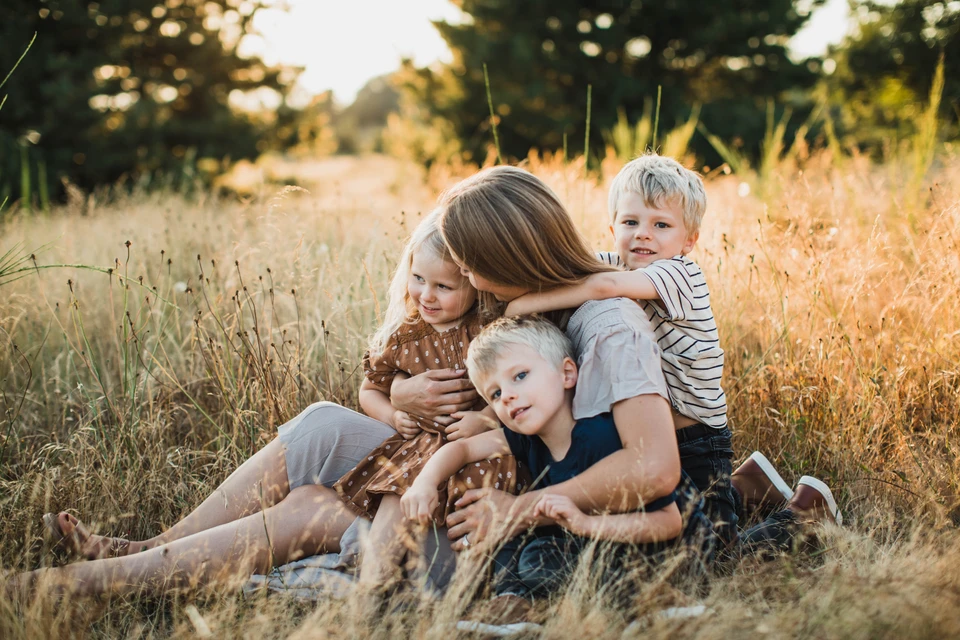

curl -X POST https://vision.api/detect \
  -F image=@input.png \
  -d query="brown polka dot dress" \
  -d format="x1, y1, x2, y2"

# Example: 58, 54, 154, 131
334, 312, 530, 524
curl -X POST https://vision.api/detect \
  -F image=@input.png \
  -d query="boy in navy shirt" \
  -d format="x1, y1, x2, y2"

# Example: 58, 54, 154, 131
403, 316, 704, 620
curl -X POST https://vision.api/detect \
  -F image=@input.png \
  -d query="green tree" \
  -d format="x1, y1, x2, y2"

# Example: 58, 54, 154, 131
336, 75, 400, 153
0, 0, 298, 207
829, 0, 959, 148
402, 0, 825, 163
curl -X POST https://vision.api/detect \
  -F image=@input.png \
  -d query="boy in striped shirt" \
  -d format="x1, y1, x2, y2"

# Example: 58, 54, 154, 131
505, 155, 815, 548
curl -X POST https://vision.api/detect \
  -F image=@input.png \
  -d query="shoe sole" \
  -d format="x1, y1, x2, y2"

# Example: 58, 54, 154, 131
797, 476, 842, 526
657, 604, 710, 620
747, 452, 794, 502
456, 620, 543, 636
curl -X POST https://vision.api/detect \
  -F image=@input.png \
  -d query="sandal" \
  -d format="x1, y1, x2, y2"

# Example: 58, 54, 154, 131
42, 512, 131, 561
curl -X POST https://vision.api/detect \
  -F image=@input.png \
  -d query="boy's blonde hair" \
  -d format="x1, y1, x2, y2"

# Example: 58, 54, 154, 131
608, 154, 707, 235
466, 315, 574, 400
370, 209, 468, 353
438, 166, 616, 296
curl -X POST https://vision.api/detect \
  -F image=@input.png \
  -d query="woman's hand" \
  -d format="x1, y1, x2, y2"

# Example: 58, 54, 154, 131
391, 369, 479, 427
401, 481, 439, 525
534, 494, 592, 537
445, 411, 497, 441
446, 488, 536, 551
392, 410, 422, 440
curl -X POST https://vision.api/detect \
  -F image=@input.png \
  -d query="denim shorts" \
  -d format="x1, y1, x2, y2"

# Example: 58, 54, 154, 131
492, 479, 716, 600
675, 424, 740, 548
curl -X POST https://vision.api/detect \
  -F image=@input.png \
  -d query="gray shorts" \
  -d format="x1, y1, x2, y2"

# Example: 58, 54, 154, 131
277, 401, 395, 489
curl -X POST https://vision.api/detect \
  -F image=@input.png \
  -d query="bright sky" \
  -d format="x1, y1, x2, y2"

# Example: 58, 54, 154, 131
251, 0, 463, 105
253, 0, 851, 106
791, 0, 852, 60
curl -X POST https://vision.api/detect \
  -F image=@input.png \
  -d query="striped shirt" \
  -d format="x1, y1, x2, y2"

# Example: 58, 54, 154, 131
597, 252, 728, 429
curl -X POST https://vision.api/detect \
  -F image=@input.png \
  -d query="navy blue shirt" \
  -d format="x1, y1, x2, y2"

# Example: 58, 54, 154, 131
502, 412, 677, 513
502, 413, 622, 487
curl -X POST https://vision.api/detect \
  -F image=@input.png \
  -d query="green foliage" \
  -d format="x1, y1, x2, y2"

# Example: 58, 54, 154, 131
384, 62, 464, 167
402, 0, 825, 163
335, 76, 400, 154
0, 33, 34, 215
269, 91, 340, 157
830, 0, 960, 149
0, 1, 299, 208
604, 102, 652, 162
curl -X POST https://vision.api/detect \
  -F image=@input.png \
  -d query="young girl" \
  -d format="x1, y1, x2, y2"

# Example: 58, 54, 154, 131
332, 209, 528, 589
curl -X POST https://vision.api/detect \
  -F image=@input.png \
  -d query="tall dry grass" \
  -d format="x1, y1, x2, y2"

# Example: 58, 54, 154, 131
1, 145, 959, 637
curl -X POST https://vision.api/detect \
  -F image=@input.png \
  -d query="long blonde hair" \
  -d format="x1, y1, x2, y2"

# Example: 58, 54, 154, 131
438, 166, 615, 297
370, 209, 458, 353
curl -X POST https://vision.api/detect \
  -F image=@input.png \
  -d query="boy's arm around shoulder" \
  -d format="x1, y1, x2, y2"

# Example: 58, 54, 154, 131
594, 269, 660, 301
505, 270, 660, 316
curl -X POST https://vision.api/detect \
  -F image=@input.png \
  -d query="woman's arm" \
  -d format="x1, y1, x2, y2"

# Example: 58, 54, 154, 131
447, 393, 680, 544
505, 271, 660, 316
535, 494, 683, 543
390, 369, 479, 426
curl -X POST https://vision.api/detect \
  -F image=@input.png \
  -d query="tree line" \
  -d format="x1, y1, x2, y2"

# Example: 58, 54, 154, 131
1, 0, 957, 208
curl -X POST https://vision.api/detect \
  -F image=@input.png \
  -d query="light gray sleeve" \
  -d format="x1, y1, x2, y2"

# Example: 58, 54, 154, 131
566, 299, 670, 420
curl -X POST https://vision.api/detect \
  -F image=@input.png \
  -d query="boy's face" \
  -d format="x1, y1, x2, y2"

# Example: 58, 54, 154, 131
475, 343, 577, 437
611, 193, 698, 269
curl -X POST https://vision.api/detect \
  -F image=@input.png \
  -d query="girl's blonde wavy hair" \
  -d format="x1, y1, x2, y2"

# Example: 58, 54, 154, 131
369, 209, 487, 354
438, 166, 616, 298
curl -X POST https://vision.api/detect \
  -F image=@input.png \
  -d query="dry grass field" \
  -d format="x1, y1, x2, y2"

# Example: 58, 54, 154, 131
1, 148, 959, 638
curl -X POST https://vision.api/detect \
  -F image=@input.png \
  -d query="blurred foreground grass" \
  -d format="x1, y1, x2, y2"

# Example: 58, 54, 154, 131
1, 149, 959, 638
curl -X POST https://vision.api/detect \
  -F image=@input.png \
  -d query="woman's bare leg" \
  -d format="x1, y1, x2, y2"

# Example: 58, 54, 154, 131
21, 484, 355, 599
66, 438, 291, 556
60, 401, 396, 559
136, 438, 292, 549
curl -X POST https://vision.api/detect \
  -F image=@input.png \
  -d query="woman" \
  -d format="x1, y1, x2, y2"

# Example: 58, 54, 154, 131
426, 166, 688, 551
7, 166, 701, 599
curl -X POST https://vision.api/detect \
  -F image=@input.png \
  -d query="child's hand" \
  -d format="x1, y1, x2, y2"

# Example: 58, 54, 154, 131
445, 411, 497, 441
392, 410, 422, 440
401, 481, 439, 525
534, 494, 592, 537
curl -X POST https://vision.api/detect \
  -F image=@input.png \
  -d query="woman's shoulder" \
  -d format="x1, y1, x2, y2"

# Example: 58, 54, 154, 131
567, 298, 652, 335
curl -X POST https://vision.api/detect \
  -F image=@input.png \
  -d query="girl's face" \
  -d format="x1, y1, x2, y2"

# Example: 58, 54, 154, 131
449, 253, 530, 303
408, 249, 477, 330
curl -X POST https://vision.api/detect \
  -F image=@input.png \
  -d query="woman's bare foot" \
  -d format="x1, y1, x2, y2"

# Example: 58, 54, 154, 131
43, 513, 132, 562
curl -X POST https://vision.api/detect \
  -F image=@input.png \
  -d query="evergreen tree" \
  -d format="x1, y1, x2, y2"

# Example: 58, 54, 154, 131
404, 0, 825, 163
830, 0, 959, 147
0, 0, 297, 206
